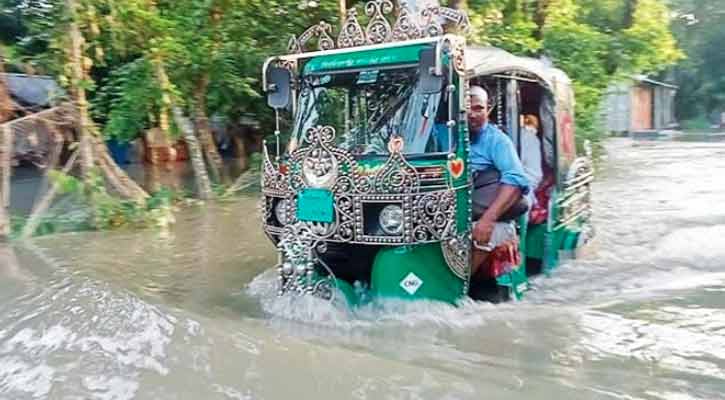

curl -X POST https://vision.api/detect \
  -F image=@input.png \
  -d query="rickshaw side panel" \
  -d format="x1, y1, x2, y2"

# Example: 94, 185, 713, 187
370, 243, 465, 304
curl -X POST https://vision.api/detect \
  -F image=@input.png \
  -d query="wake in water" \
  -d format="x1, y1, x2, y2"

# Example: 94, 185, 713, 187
245, 268, 578, 331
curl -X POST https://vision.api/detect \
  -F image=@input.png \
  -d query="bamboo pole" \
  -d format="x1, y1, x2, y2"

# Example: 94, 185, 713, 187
0, 197, 7, 240
67, 0, 150, 203
153, 57, 213, 200
198, 8, 226, 184
0, 124, 11, 239
36, 121, 64, 196
0, 57, 13, 123
1, 124, 12, 208
92, 136, 149, 201
193, 75, 225, 183
339, 0, 347, 21
171, 104, 213, 199
0, 55, 10, 239
20, 150, 79, 239
66, 0, 95, 179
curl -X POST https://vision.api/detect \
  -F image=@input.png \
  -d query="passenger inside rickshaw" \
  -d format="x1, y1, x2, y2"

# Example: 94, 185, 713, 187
467, 78, 551, 220
466, 86, 530, 291
465, 78, 562, 292
518, 81, 556, 225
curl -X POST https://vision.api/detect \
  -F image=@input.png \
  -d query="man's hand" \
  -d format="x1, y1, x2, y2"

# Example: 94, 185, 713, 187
473, 218, 495, 247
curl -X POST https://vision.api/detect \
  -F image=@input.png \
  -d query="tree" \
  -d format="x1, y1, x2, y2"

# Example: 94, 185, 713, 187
669, 0, 725, 122
0, 53, 10, 238
467, 0, 682, 140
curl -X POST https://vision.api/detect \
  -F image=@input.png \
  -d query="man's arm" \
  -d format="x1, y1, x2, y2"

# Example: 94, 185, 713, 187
472, 132, 528, 246
473, 185, 521, 246
493, 132, 530, 194
480, 185, 522, 224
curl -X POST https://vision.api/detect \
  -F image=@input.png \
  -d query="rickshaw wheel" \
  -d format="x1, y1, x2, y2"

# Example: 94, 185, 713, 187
468, 279, 511, 303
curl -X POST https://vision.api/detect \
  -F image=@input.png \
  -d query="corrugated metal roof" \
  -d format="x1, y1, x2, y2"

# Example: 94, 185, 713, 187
1, 73, 62, 107
631, 74, 678, 90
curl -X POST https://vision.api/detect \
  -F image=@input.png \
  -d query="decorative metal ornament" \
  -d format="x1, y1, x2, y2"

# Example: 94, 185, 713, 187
365, 0, 394, 44
261, 126, 467, 246
289, 21, 336, 53
497, 79, 504, 127
338, 9, 367, 48
285, 1, 471, 54
451, 38, 466, 74
441, 230, 471, 280
261, 145, 289, 196
391, 0, 423, 41
556, 156, 594, 230
412, 191, 456, 241
287, 35, 303, 54
302, 147, 339, 188
387, 136, 404, 153
276, 223, 340, 301
276, 59, 298, 72
420, 6, 470, 38
317, 21, 336, 51
420, 6, 444, 37
287, 136, 299, 153
447, 157, 464, 179
375, 138, 419, 194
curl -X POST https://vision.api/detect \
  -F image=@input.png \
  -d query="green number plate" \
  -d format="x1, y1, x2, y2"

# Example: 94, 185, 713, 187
297, 188, 334, 223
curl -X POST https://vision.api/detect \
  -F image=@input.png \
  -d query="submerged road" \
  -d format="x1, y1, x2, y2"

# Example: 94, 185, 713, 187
1, 135, 724, 399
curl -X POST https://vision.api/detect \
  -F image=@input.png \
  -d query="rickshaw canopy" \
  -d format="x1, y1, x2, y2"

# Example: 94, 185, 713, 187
464, 46, 571, 92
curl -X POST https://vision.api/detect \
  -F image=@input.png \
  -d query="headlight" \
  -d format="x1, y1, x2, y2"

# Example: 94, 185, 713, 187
379, 205, 404, 235
275, 199, 292, 225
302, 149, 337, 188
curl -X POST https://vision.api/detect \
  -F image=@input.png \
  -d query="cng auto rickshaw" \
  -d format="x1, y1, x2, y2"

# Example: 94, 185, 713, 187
259, 0, 594, 306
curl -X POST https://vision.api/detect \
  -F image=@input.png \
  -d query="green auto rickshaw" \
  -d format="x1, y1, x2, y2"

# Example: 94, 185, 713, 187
259, 0, 593, 306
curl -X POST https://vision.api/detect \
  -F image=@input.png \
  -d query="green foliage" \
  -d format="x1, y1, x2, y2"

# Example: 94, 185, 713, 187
5, 0, 687, 148
680, 115, 710, 131
669, 0, 725, 120
542, 0, 612, 137
618, 0, 683, 74
94, 58, 162, 143
468, 0, 542, 55
17, 168, 183, 237
468, 0, 682, 142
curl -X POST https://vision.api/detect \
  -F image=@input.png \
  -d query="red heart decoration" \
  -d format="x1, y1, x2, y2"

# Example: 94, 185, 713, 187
448, 158, 464, 179
387, 137, 404, 153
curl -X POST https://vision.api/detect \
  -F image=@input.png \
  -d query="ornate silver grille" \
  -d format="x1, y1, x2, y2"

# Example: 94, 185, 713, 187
287, 0, 469, 54
261, 126, 467, 246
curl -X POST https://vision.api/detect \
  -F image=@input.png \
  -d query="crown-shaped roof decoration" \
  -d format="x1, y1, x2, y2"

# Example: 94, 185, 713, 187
287, 0, 469, 54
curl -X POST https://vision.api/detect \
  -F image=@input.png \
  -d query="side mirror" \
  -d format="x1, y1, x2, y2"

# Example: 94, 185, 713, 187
266, 67, 292, 109
419, 48, 443, 94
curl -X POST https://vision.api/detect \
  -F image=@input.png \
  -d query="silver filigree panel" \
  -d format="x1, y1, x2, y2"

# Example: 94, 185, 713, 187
288, 21, 335, 54
365, 0, 394, 44
441, 229, 471, 280
391, 0, 423, 41
338, 9, 367, 48
287, 1, 470, 53
261, 125, 466, 246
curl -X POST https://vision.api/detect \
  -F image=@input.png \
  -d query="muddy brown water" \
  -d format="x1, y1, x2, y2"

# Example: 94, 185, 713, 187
1, 136, 725, 399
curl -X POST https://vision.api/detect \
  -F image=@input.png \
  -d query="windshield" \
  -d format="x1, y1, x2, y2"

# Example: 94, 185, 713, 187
292, 67, 449, 155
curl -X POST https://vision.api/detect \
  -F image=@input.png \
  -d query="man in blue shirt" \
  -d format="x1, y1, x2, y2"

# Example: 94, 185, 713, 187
468, 86, 530, 276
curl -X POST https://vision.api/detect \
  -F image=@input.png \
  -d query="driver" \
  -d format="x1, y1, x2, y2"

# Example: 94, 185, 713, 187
468, 86, 530, 278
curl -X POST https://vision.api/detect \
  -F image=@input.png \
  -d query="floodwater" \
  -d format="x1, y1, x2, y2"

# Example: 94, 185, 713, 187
1, 135, 725, 399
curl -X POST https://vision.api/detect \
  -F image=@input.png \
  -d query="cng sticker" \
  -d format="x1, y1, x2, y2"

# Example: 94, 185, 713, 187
400, 272, 423, 295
